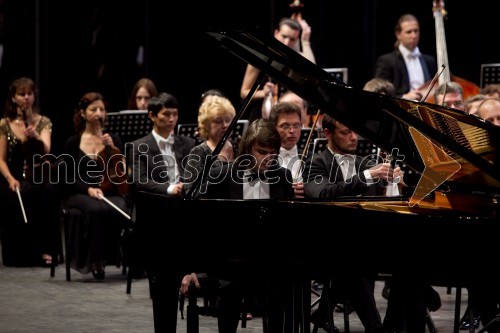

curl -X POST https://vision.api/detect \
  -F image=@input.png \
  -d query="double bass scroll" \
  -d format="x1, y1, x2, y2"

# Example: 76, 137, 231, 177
419, 0, 480, 103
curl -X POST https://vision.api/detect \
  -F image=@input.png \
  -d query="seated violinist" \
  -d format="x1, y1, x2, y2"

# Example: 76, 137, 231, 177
62, 92, 131, 279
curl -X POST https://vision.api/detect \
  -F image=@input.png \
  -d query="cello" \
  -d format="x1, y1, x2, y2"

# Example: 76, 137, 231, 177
422, 0, 480, 103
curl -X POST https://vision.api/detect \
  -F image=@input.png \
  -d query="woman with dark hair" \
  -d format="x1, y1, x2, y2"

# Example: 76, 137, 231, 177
0, 77, 59, 267
127, 77, 158, 110
63, 92, 130, 279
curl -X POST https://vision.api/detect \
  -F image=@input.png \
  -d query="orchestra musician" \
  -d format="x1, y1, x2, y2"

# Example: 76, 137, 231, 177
240, 16, 316, 124
268, 100, 305, 198
183, 93, 237, 195
62, 92, 131, 279
0, 77, 59, 267
127, 92, 195, 199
303, 113, 401, 333
374, 13, 437, 101
477, 97, 500, 126
127, 77, 158, 111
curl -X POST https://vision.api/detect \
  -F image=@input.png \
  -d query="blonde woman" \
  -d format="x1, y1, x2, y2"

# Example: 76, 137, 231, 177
183, 95, 237, 188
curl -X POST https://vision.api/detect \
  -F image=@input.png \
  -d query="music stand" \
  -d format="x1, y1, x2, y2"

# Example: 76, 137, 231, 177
480, 63, 500, 88
177, 119, 249, 146
324, 68, 349, 85
177, 123, 203, 145
356, 139, 379, 160
299, 128, 319, 154
311, 137, 327, 155
106, 110, 152, 144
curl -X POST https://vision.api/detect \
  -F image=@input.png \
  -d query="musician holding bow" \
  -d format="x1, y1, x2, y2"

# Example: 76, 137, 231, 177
62, 92, 131, 279
0, 77, 59, 267
374, 14, 437, 101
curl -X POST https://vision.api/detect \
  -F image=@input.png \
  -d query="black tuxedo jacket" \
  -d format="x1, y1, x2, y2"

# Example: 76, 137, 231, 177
303, 149, 385, 199
126, 132, 195, 196
199, 162, 294, 200
374, 49, 437, 97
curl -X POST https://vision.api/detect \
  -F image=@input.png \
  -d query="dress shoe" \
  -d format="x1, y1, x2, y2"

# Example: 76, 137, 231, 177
382, 281, 390, 300
318, 322, 340, 333
426, 286, 442, 312
310, 309, 339, 333
91, 268, 105, 280
459, 314, 480, 330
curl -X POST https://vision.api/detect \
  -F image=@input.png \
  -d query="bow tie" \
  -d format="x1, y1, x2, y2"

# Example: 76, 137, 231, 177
159, 135, 174, 147
335, 154, 355, 164
245, 171, 267, 183
280, 147, 297, 159
408, 51, 421, 59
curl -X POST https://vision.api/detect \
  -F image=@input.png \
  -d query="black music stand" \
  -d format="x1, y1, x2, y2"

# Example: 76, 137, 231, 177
299, 128, 319, 154
105, 110, 152, 144
177, 123, 203, 145
356, 139, 378, 160
324, 68, 349, 85
480, 63, 500, 88
177, 120, 249, 146
311, 138, 327, 155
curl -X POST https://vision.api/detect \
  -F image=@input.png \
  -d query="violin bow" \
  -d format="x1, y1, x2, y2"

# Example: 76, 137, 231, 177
98, 194, 131, 220
16, 187, 28, 223
294, 108, 321, 181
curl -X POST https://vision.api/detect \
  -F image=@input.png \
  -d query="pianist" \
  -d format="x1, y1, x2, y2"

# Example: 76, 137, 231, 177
184, 119, 295, 333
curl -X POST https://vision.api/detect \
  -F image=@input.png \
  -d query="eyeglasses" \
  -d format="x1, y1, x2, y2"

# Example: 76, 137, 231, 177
442, 101, 464, 109
278, 123, 301, 131
212, 117, 232, 125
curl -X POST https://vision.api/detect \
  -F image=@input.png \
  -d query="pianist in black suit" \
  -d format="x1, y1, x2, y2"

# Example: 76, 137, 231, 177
200, 118, 294, 200
303, 113, 403, 333
186, 119, 294, 333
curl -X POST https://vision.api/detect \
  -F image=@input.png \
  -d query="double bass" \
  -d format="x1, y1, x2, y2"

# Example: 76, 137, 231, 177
422, 0, 480, 103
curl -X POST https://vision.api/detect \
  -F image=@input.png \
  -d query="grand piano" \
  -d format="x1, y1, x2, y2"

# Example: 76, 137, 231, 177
130, 30, 500, 333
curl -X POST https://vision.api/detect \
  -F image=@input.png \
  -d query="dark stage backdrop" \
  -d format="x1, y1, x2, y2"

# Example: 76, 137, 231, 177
0, 0, 496, 155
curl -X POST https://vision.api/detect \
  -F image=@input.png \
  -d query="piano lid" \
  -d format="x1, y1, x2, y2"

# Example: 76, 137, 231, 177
207, 30, 500, 191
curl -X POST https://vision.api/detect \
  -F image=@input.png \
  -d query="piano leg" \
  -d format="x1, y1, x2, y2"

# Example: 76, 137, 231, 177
147, 271, 181, 333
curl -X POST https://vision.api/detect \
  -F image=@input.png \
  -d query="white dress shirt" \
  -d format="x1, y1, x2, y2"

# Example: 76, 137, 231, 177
399, 44, 425, 90
279, 145, 302, 181
152, 130, 180, 195
242, 170, 270, 199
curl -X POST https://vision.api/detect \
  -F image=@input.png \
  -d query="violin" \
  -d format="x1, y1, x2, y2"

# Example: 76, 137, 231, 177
419, 0, 479, 103
97, 139, 128, 197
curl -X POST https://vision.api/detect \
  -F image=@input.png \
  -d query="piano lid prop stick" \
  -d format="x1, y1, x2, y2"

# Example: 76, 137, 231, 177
16, 187, 28, 223
294, 108, 322, 180
97, 194, 131, 220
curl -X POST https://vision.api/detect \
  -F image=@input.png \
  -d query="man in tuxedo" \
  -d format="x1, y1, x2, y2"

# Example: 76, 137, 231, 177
127, 92, 195, 198
303, 113, 403, 333
125, 92, 195, 332
188, 119, 294, 333
240, 17, 316, 124
269, 100, 305, 198
374, 14, 437, 100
